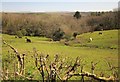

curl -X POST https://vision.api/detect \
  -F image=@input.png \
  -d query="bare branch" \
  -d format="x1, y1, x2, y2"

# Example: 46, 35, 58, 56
69, 71, 116, 81
3, 40, 23, 74
62, 57, 80, 81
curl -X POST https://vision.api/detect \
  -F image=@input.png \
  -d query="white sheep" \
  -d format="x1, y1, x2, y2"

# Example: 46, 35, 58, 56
89, 37, 93, 42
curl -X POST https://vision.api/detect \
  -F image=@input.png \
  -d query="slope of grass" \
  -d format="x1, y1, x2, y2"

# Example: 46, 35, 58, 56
1, 30, 118, 80
76, 30, 118, 49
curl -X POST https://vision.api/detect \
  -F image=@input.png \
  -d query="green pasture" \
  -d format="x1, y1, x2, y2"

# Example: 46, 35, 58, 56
1, 30, 118, 80
76, 30, 118, 49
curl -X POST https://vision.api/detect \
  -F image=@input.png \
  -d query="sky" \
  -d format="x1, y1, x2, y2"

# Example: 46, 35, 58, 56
1, 0, 120, 12
1, 0, 120, 2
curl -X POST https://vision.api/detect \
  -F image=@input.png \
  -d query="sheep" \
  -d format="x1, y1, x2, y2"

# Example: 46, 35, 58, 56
25, 37, 31, 43
99, 32, 102, 35
89, 37, 93, 42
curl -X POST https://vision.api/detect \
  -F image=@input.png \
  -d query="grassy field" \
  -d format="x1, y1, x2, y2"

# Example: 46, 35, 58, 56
2, 30, 118, 80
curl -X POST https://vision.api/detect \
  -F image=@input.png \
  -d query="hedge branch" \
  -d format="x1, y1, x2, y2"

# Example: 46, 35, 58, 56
69, 71, 115, 81
62, 57, 80, 81
3, 40, 23, 74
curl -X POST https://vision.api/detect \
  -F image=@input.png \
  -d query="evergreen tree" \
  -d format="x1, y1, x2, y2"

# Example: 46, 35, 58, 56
74, 11, 81, 19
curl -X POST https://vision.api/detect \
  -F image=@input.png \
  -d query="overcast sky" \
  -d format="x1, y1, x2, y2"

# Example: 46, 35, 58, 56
1, 0, 120, 12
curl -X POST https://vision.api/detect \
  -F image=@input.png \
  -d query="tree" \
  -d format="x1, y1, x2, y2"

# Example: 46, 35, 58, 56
73, 32, 78, 39
74, 11, 81, 19
52, 28, 64, 41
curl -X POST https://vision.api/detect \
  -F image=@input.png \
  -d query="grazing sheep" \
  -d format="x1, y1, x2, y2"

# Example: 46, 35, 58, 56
89, 38, 93, 42
25, 37, 31, 43
99, 32, 102, 35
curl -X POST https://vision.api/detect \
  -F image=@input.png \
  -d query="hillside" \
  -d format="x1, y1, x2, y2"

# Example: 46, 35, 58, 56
71, 30, 118, 49
2, 30, 118, 80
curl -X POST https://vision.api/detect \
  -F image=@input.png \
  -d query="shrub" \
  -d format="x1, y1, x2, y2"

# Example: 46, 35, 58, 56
21, 29, 27, 36
52, 28, 64, 41
73, 32, 78, 39
63, 35, 71, 41
26, 28, 32, 36
16, 30, 23, 38
34, 28, 42, 36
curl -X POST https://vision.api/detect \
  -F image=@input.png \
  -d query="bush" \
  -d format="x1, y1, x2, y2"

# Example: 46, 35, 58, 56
73, 32, 78, 39
21, 29, 27, 36
63, 35, 71, 41
52, 28, 64, 41
34, 28, 42, 36
16, 31, 23, 38
26, 28, 32, 36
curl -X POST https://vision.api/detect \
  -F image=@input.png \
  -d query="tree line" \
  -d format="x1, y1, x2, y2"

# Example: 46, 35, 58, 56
2, 11, 119, 41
